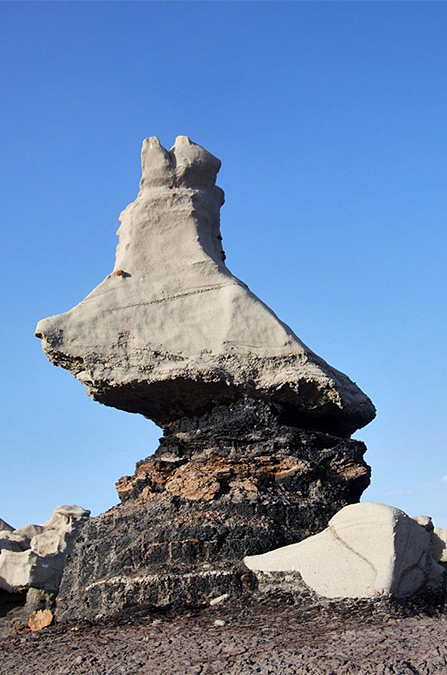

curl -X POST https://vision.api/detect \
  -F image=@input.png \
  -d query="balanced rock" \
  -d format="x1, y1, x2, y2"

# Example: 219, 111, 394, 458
35, 136, 374, 438
244, 502, 445, 599
36, 137, 376, 620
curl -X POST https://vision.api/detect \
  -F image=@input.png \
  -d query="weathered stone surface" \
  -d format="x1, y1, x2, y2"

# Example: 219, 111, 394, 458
35, 136, 375, 437
0, 506, 90, 636
0, 539, 23, 553
0, 518, 13, 532
0, 505, 90, 594
244, 502, 445, 599
116, 399, 370, 506
13, 524, 44, 541
35, 136, 377, 622
413, 515, 434, 532
0, 533, 29, 551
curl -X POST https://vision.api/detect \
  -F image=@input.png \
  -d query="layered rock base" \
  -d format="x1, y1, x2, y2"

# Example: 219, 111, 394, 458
57, 399, 370, 621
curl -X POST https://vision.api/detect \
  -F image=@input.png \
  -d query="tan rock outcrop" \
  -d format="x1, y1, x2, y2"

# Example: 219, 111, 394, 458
28, 608, 53, 632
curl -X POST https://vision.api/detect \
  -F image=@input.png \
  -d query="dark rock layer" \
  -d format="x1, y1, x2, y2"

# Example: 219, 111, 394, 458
57, 399, 370, 621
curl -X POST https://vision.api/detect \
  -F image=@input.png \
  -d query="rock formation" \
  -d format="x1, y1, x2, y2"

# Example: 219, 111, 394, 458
35, 135, 374, 438
0, 505, 90, 636
0, 505, 90, 596
35, 137, 376, 621
244, 502, 445, 599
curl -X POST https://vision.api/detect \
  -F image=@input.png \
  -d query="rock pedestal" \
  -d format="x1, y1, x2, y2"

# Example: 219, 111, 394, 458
35, 137, 375, 620
57, 398, 370, 621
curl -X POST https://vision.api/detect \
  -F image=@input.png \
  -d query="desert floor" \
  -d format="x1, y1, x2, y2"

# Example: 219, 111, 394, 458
1, 596, 447, 675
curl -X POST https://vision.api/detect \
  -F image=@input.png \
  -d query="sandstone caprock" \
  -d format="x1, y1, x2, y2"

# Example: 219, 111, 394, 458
35, 136, 375, 437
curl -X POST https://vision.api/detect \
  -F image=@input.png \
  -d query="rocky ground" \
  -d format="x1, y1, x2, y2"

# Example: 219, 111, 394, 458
1, 596, 447, 675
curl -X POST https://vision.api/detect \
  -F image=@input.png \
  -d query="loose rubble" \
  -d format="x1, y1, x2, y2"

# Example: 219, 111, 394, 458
2, 597, 447, 674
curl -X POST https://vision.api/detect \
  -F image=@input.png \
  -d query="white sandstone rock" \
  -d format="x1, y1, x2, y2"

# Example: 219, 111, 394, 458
44, 504, 90, 532
0, 538, 24, 553
35, 136, 375, 437
30, 530, 63, 557
0, 550, 38, 591
0, 532, 29, 551
244, 502, 445, 599
412, 517, 447, 564
0, 505, 90, 594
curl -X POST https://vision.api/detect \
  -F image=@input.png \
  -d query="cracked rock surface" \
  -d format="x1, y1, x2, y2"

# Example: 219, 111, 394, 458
55, 399, 371, 622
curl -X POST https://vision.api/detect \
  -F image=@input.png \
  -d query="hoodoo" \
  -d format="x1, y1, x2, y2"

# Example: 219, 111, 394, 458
36, 137, 376, 620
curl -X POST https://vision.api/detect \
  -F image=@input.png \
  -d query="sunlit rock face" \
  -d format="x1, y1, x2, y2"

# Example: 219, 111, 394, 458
35, 135, 374, 437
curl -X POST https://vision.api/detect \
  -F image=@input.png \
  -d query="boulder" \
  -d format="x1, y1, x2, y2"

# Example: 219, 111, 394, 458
28, 608, 53, 632
0, 533, 29, 551
0, 538, 24, 554
412, 517, 447, 564
412, 515, 434, 532
13, 524, 44, 542
244, 502, 445, 599
0, 506, 90, 594
35, 136, 375, 438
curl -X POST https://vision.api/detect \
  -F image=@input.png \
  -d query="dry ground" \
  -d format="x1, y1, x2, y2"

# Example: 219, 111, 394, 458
1, 598, 447, 675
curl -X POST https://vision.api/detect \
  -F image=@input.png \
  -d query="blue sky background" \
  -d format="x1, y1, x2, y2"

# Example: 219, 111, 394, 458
1, 1, 447, 529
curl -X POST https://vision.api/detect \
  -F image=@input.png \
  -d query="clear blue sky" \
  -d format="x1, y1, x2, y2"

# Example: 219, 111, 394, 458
2, 2, 447, 529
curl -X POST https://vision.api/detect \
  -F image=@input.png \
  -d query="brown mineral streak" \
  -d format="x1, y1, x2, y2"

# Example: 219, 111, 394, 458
117, 456, 312, 502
